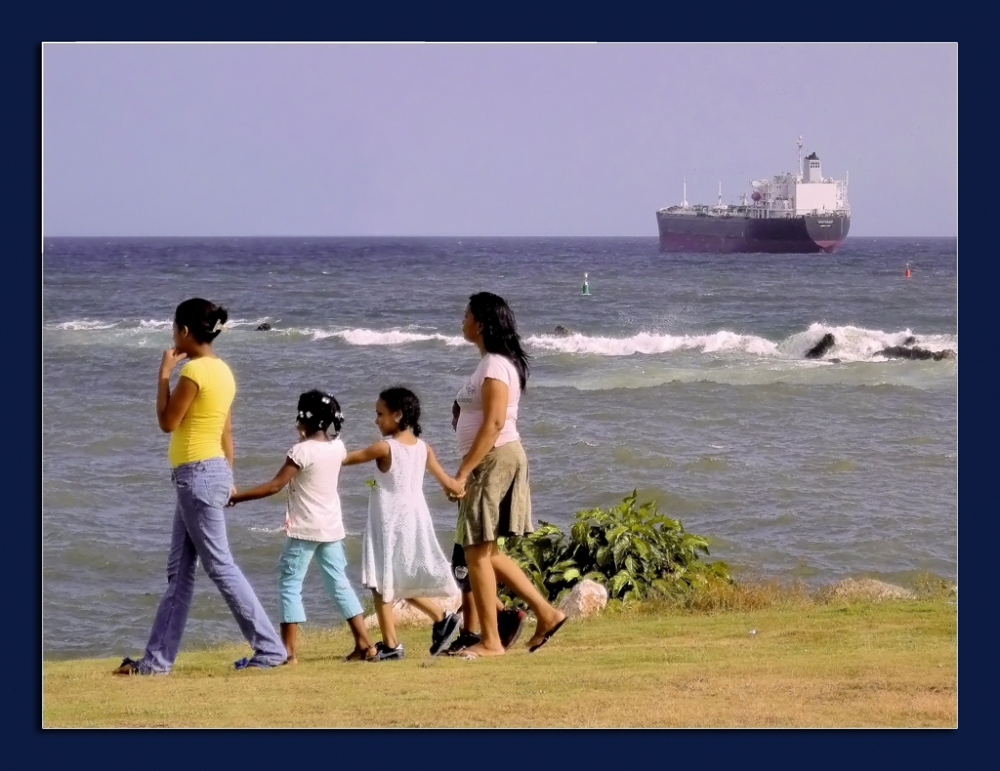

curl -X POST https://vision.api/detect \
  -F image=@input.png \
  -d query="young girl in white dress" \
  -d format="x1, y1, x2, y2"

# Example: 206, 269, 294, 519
343, 386, 465, 660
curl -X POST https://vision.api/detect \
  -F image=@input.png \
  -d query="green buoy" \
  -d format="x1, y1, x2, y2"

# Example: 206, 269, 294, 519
582, 272, 591, 296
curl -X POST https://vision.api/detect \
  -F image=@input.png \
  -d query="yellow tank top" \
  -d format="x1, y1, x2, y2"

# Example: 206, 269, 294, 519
168, 357, 236, 467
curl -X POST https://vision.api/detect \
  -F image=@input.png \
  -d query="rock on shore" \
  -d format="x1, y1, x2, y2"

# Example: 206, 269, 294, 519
558, 579, 608, 618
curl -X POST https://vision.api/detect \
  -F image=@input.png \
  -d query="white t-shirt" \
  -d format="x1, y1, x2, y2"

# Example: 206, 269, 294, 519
284, 438, 347, 542
455, 353, 521, 456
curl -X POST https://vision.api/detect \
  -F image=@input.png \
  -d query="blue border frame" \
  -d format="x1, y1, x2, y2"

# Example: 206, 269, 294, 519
17, 1, 969, 761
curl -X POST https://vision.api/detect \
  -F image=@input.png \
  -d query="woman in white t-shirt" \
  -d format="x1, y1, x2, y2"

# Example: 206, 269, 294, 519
451, 292, 567, 659
228, 390, 378, 663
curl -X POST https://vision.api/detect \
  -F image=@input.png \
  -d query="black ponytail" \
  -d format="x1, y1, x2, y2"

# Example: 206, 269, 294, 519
297, 390, 344, 437
174, 298, 229, 343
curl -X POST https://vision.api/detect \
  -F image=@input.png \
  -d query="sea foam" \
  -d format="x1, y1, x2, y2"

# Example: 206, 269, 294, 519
45, 319, 957, 364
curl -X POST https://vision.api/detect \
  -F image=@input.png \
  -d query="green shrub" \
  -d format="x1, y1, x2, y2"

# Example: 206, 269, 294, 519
498, 490, 731, 605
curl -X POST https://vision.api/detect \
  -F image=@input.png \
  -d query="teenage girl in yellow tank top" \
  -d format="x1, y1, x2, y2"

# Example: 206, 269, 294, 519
114, 298, 286, 675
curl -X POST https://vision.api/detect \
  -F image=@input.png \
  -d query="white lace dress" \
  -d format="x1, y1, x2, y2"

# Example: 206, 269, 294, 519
361, 438, 459, 601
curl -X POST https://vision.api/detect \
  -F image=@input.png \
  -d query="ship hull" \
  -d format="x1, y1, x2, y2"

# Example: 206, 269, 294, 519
656, 212, 850, 254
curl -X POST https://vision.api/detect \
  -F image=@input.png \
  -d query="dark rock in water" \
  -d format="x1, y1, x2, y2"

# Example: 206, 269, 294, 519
878, 345, 956, 361
805, 333, 836, 359
256, 323, 272, 331
553, 325, 574, 337
829, 358, 842, 364
902, 335, 917, 346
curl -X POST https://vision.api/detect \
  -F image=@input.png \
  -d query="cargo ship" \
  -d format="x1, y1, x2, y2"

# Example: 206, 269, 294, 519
656, 138, 850, 253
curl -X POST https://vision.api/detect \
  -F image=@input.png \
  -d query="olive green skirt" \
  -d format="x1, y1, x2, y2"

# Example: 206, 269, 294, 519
457, 440, 533, 546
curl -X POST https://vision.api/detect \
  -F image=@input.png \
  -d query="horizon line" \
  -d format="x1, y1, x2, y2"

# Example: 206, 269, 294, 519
42, 233, 958, 239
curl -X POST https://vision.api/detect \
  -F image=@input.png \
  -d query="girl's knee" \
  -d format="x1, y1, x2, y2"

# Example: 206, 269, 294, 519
277, 559, 302, 580
465, 542, 494, 563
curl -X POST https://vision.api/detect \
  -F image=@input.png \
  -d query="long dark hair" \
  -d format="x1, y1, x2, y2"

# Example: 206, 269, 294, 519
467, 292, 529, 391
174, 298, 228, 344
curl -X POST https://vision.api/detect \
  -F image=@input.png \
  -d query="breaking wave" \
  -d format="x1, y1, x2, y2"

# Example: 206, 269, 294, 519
310, 329, 468, 346
526, 330, 779, 356
778, 323, 957, 362
44, 319, 956, 363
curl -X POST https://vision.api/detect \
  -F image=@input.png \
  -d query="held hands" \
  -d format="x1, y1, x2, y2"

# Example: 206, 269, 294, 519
160, 347, 188, 375
444, 475, 466, 501
226, 485, 239, 507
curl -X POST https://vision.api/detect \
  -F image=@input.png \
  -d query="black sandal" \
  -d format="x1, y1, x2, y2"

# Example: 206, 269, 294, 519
528, 616, 568, 653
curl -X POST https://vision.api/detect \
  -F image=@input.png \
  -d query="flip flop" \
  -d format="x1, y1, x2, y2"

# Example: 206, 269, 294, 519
459, 647, 504, 660
528, 616, 567, 653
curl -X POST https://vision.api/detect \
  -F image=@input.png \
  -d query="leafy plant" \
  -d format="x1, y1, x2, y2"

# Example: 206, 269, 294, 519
498, 490, 731, 605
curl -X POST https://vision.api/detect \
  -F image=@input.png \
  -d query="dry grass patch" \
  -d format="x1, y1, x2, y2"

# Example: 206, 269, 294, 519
43, 587, 956, 728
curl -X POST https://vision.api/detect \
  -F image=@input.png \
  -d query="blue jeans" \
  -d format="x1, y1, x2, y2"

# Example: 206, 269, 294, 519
278, 537, 363, 624
138, 457, 286, 673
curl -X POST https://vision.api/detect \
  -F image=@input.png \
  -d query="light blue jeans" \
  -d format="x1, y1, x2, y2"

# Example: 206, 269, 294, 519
137, 457, 286, 673
278, 537, 364, 624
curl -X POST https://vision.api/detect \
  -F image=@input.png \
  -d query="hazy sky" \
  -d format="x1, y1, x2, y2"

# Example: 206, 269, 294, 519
43, 43, 957, 237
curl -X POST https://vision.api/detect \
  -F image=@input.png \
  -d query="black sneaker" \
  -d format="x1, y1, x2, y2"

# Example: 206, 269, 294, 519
112, 656, 145, 675
429, 612, 461, 655
498, 608, 527, 650
370, 641, 404, 661
445, 630, 481, 656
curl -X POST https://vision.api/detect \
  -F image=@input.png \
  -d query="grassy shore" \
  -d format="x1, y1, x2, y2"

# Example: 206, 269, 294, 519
43, 579, 956, 728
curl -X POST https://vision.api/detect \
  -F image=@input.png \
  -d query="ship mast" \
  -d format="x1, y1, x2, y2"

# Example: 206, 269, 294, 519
797, 135, 804, 180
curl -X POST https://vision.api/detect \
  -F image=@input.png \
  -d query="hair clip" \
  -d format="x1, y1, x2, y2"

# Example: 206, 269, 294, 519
212, 320, 225, 333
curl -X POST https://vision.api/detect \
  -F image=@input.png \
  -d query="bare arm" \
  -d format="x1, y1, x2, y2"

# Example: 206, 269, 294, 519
221, 410, 234, 468
157, 348, 193, 432
425, 443, 464, 497
158, 375, 199, 433
455, 377, 508, 484
343, 441, 391, 466
228, 458, 299, 505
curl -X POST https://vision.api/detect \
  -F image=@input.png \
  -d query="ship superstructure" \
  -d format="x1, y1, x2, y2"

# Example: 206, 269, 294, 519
656, 138, 851, 253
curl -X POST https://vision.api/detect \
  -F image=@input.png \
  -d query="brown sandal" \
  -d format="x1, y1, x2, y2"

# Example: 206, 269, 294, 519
343, 645, 378, 662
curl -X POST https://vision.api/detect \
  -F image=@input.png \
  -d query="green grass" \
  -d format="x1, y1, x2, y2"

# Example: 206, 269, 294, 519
43, 586, 956, 728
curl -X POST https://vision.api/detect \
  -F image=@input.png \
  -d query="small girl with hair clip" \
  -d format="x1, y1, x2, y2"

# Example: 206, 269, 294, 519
342, 386, 465, 661
228, 390, 378, 663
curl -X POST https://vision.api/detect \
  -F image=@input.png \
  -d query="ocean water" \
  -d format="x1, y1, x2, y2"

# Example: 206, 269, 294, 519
42, 236, 957, 660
